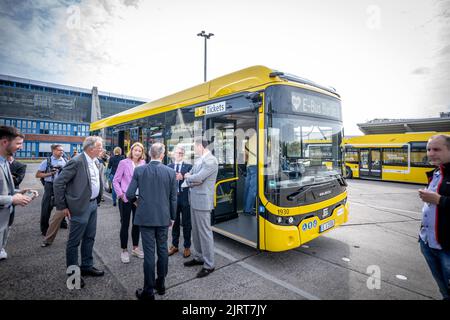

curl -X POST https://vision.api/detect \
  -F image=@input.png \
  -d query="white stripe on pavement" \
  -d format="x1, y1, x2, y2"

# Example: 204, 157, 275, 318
214, 247, 321, 300
350, 201, 419, 215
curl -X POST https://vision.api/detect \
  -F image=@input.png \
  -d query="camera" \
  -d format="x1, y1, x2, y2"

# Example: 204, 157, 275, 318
50, 165, 63, 174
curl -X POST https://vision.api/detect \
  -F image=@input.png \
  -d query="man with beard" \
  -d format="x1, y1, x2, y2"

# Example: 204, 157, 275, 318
0, 126, 37, 261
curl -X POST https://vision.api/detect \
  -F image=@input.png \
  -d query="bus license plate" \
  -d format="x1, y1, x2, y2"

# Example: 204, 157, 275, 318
319, 220, 335, 233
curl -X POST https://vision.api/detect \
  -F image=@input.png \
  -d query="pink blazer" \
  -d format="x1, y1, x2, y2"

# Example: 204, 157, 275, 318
113, 158, 145, 203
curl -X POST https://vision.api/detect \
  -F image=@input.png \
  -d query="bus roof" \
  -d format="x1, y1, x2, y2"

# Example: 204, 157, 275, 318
90, 65, 339, 131
344, 131, 450, 145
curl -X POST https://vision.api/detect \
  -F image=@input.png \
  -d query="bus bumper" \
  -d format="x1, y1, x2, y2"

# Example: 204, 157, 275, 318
263, 202, 349, 252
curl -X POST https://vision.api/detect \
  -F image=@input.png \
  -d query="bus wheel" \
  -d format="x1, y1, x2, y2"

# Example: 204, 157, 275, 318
345, 166, 353, 179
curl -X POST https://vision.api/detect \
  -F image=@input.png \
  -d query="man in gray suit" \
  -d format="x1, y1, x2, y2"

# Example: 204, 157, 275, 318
126, 142, 177, 300
54, 136, 105, 285
0, 126, 35, 261
183, 138, 219, 278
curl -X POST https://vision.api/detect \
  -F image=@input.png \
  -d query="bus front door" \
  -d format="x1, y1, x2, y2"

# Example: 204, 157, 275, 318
207, 118, 238, 224
359, 148, 381, 178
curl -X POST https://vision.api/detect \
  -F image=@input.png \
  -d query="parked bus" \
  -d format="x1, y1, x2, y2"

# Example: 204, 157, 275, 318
344, 132, 450, 184
91, 66, 349, 252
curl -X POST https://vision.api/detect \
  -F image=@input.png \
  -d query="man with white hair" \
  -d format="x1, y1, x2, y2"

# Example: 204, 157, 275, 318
127, 142, 177, 300
54, 136, 105, 288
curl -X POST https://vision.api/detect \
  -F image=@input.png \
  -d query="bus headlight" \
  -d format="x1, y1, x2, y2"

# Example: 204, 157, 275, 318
287, 217, 294, 224
276, 217, 283, 224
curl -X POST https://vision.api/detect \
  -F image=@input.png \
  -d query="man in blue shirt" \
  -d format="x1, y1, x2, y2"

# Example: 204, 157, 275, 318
418, 134, 450, 300
36, 144, 67, 236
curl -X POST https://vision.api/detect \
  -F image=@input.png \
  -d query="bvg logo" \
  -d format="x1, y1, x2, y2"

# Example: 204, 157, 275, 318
302, 220, 317, 231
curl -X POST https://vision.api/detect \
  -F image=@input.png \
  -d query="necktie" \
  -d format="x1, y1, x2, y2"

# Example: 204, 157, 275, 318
176, 163, 181, 192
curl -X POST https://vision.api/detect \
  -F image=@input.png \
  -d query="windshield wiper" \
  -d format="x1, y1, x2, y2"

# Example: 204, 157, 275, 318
286, 185, 313, 201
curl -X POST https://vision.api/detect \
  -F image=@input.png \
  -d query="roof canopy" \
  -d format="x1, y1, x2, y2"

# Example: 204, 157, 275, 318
357, 113, 450, 134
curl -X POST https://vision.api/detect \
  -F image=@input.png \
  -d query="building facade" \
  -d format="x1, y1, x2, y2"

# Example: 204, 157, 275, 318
0, 74, 147, 158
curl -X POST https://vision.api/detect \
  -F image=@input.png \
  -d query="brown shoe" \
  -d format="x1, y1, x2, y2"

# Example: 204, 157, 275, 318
168, 246, 179, 256
183, 248, 191, 258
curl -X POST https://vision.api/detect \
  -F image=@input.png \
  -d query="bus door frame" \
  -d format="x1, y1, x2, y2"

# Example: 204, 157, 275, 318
359, 148, 382, 179
205, 117, 239, 224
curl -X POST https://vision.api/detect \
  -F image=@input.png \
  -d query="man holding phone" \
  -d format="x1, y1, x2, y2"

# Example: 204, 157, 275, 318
418, 134, 450, 300
0, 126, 38, 261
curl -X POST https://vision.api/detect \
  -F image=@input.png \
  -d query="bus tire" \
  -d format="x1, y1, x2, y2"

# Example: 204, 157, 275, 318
345, 166, 353, 179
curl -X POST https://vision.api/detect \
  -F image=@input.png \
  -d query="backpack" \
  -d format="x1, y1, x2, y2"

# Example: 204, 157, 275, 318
40, 157, 52, 186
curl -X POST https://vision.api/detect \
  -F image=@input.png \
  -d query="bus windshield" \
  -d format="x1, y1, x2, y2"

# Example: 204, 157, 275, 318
264, 85, 345, 206
265, 115, 343, 189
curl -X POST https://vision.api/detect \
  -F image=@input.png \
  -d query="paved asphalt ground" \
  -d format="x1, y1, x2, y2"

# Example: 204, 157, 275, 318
0, 163, 442, 300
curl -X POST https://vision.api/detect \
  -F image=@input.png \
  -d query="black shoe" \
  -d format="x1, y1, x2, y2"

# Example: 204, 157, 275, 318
41, 241, 51, 247
197, 268, 215, 278
155, 279, 165, 295
183, 259, 203, 267
113, 202, 117, 207
136, 288, 155, 300
80, 267, 104, 277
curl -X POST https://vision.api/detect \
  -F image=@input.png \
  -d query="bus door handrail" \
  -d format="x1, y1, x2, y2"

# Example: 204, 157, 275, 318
214, 177, 239, 207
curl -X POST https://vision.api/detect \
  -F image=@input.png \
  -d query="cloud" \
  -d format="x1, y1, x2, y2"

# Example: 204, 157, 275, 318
0, 0, 142, 87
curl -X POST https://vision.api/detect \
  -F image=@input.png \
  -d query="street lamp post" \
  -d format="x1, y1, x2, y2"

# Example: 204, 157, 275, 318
197, 30, 214, 82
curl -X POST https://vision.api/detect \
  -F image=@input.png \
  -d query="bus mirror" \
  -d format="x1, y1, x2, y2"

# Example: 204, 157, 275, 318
246, 92, 263, 110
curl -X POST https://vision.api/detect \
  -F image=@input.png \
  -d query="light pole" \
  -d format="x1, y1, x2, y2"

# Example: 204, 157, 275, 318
197, 30, 214, 82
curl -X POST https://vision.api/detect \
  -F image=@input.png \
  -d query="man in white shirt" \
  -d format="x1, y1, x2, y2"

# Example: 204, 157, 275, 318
167, 145, 193, 258
53, 136, 105, 287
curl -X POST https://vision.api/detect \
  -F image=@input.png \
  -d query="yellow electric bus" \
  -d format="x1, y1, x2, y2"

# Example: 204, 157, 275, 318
91, 65, 349, 252
344, 132, 450, 184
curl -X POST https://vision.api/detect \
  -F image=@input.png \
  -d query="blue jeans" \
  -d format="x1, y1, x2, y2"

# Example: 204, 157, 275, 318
419, 238, 450, 299
66, 200, 98, 269
244, 165, 257, 214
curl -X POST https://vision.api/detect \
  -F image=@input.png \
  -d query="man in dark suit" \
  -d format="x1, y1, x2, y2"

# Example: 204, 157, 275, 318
167, 144, 193, 258
53, 136, 105, 287
127, 142, 177, 300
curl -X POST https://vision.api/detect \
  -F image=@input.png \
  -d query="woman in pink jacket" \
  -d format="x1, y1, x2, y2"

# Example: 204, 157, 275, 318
113, 142, 146, 263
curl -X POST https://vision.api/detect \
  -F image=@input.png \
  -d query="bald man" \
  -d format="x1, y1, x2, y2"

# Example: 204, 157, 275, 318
418, 134, 450, 300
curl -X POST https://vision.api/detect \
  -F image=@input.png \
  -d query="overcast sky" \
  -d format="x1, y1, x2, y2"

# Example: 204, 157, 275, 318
1, 0, 449, 135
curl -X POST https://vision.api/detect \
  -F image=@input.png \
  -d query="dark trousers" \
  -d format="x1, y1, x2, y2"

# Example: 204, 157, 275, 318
40, 182, 54, 234
140, 226, 169, 295
66, 200, 98, 269
8, 212, 14, 227
40, 182, 66, 234
119, 199, 140, 249
171, 199, 191, 249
